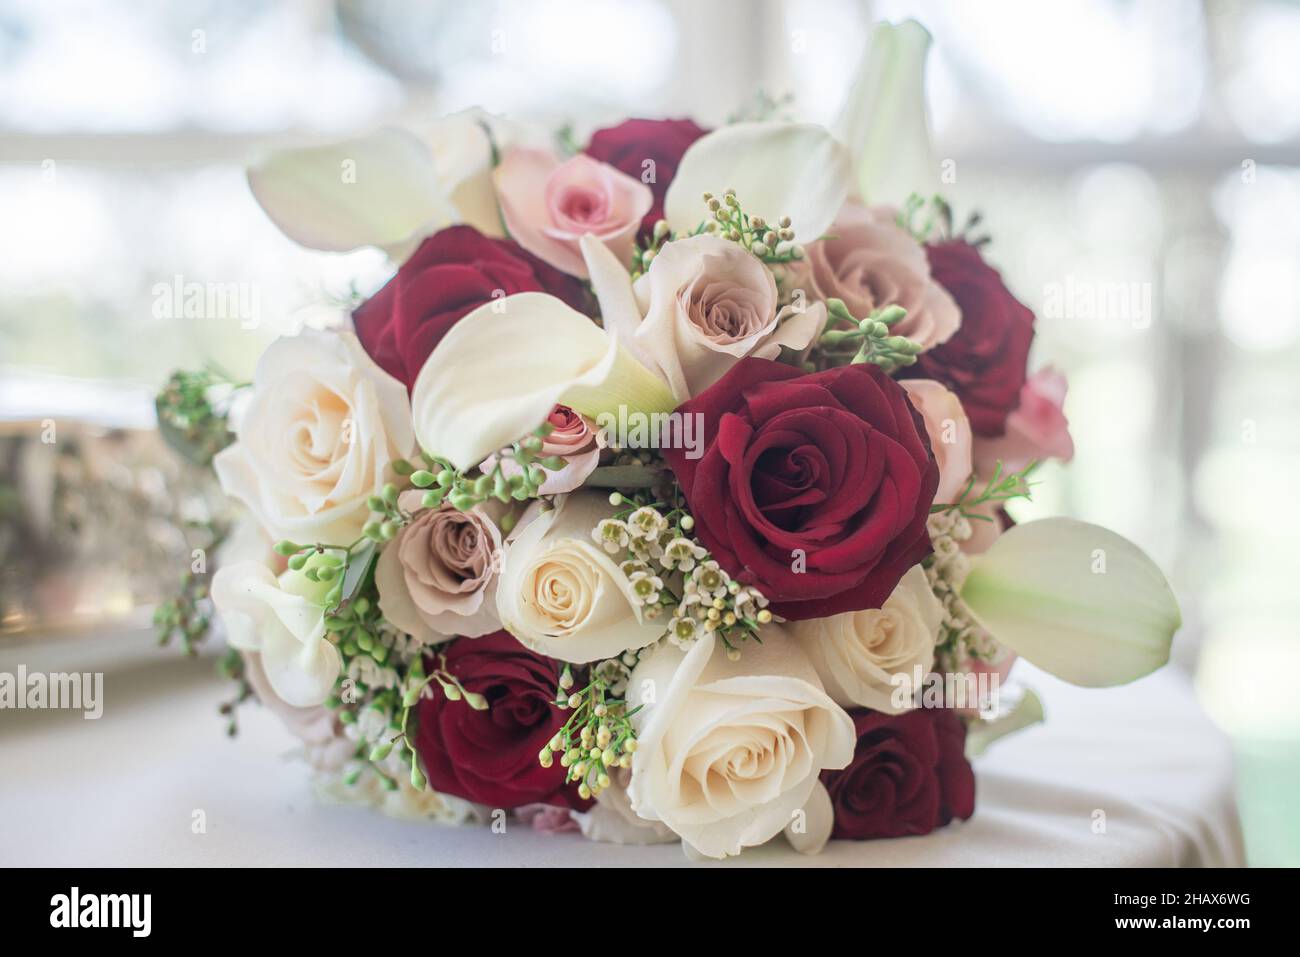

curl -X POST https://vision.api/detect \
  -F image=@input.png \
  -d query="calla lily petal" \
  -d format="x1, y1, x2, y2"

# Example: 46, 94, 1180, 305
579, 234, 662, 376
960, 519, 1181, 687
833, 19, 937, 205
410, 292, 675, 470
248, 126, 456, 260
664, 121, 851, 242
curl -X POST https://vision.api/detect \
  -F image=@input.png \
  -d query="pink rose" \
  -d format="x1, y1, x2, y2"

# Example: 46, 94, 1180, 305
900, 379, 973, 505
514, 803, 582, 834
973, 366, 1074, 475
488, 405, 601, 495
374, 492, 505, 642
797, 202, 960, 350
493, 149, 653, 279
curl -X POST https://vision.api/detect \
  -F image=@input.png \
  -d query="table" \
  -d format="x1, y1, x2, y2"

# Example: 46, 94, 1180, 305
0, 625, 1245, 867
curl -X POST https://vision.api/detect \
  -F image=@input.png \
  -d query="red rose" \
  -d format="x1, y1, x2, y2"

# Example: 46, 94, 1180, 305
901, 240, 1035, 437
662, 358, 938, 621
352, 225, 588, 390
584, 118, 708, 235
413, 630, 589, 810
823, 707, 975, 840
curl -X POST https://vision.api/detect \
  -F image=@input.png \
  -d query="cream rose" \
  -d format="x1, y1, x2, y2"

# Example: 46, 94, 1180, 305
629, 234, 825, 399
496, 492, 663, 663
625, 628, 855, 859
374, 491, 504, 642
214, 330, 414, 545
211, 557, 342, 708
798, 201, 960, 350
790, 565, 942, 715
899, 378, 974, 505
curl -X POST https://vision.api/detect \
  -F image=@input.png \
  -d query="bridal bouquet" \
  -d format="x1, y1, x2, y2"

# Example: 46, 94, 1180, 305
157, 22, 1181, 859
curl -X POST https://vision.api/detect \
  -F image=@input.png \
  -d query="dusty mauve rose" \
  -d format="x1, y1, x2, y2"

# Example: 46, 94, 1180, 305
662, 357, 939, 621
900, 378, 973, 505
901, 239, 1035, 437
797, 202, 960, 350
413, 630, 590, 810
823, 707, 975, 840
583, 117, 709, 235
973, 366, 1074, 475
493, 149, 653, 278
628, 234, 823, 399
352, 225, 588, 390
374, 491, 504, 642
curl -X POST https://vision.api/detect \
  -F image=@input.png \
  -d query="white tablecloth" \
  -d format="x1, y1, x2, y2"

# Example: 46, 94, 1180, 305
0, 626, 1245, 867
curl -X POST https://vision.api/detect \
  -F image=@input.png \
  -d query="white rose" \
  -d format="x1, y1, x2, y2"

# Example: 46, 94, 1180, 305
625, 627, 855, 859
214, 330, 414, 545
211, 558, 342, 707
496, 492, 662, 663
631, 234, 825, 399
790, 565, 942, 714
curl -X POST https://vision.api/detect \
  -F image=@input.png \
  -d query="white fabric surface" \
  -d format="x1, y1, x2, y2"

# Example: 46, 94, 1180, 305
0, 626, 1245, 867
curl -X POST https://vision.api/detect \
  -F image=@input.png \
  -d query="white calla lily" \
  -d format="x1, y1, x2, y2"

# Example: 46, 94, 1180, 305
409, 108, 551, 239
410, 292, 675, 470
833, 19, 938, 205
663, 121, 851, 242
248, 127, 456, 261
960, 519, 1181, 687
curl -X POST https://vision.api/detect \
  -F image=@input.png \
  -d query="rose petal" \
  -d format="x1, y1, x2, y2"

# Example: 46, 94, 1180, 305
784, 780, 834, 855
247, 127, 457, 260
211, 561, 340, 708
410, 292, 675, 470
961, 519, 1182, 687
664, 122, 852, 243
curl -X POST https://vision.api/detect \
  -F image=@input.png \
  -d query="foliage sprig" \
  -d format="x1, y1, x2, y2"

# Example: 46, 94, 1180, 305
932, 459, 1039, 522
700, 188, 805, 264
817, 298, 923, 372
420, 422, 565, 514
543, 667, 640, 800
